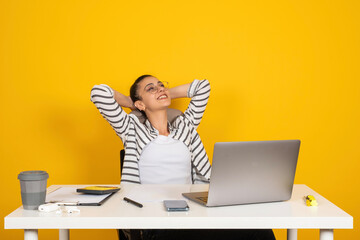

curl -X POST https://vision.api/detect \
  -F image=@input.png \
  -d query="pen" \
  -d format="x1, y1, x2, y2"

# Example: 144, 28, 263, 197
49, 201, 79, 206
123, 197, 143, 208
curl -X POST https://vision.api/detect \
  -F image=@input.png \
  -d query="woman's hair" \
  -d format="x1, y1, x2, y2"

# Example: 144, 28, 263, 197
130, 74, 154, 102
130, 74, 154, 116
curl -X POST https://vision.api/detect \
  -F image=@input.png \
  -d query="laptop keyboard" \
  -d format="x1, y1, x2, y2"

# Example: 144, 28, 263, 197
196, 196, 208, 203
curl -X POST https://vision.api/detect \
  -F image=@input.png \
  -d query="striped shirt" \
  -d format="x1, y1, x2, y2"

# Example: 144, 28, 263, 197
90, 79, 211, 184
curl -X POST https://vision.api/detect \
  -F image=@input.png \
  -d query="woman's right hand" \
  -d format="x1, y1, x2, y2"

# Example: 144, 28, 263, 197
127, 96, 137, 110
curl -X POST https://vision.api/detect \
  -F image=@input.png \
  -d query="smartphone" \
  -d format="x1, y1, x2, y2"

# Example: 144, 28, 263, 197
163, 200, 189, 212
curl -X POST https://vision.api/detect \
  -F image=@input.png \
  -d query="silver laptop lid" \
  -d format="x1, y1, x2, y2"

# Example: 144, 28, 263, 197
207, 140, 300, 207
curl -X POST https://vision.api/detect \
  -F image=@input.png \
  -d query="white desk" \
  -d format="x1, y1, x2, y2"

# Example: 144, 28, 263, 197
4, 184, 353, 240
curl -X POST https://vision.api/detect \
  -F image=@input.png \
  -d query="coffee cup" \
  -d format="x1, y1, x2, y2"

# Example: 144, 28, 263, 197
18, 171, 49, 210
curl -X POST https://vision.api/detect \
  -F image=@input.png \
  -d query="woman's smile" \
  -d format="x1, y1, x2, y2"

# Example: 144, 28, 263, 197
157, 93, 168, 100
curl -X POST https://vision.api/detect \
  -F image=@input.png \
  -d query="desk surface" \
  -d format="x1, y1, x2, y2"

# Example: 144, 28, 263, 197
4, 184, 353, 230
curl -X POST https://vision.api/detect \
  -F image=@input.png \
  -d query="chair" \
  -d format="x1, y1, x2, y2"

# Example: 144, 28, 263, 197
117, 108, 183, 240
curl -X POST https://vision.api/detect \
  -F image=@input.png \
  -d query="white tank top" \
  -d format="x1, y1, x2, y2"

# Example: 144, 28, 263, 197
138, 134, 192, 184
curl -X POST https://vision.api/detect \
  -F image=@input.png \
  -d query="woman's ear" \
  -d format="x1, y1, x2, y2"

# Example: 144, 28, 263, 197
134, 100, 145, 111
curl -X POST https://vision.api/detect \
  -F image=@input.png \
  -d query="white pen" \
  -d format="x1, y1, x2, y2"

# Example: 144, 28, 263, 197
49, 201, 79, 206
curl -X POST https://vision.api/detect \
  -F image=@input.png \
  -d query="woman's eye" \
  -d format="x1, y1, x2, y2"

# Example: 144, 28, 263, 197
147, 87, 154, 92
159, 83, 164, 87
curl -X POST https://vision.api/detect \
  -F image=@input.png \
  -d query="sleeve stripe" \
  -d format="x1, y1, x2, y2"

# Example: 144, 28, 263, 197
100, 111, 122, 118
197, 80, 209, 88
91, 94, 113, 99
123, 160, 138, 164
96, 105, 120, 112
203, 165, 211, 176
182, 129, 190, 143
199, 159, 209, 172
126, 153, 137, 158
191, 97, 209, 102
194, 151, 207, 167
187, 108, 205, 114
104, 117, 124, 124
191, 133, 199, 144
176, 122, 185, 140
91, 87, 107, 93
194, 89, 210, 97
92, 100, 117, 105
120, 179, 141, 184
123, 166, 139, 171
192, 138, 202, 153
121, 173, 140, 177
189, 101, 208, 108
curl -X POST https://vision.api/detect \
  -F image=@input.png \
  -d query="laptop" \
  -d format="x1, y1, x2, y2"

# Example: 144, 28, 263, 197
182, 140, 301, 207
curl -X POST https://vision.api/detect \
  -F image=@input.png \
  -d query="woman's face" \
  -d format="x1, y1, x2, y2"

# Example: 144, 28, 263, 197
134, 76, 171, 112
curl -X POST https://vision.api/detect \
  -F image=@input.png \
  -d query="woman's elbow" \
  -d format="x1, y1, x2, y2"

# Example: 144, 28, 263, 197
90, 84, 112, 101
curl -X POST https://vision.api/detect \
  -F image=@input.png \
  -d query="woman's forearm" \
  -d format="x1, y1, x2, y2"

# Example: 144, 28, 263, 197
113, 89, 135, 109
169, 83, 191, 99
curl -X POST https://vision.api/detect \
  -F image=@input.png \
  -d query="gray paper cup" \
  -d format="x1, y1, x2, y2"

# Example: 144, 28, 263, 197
18, 171, 49, 210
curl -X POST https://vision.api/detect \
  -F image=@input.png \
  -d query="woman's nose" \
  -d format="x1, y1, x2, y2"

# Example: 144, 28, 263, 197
157, 86, 165, 92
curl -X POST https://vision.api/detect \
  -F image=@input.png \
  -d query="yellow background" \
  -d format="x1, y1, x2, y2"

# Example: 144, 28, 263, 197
1, 0, 359, 239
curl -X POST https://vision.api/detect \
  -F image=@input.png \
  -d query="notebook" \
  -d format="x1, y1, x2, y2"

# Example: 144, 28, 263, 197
46, 187, 117, 206
182, 140, 301, 207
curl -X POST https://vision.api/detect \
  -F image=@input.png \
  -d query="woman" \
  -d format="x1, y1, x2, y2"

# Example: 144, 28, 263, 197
90, 75, 275, 240
91, 75, 211, 184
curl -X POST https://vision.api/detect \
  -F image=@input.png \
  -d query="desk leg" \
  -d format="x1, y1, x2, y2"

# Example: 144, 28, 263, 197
24, 229, 38, 240
287, 229, 297, 240
59, 229, 69, 240
320, 229, 334, 240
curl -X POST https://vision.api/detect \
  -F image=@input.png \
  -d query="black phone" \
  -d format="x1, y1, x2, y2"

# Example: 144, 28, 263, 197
163, 200, 189, 212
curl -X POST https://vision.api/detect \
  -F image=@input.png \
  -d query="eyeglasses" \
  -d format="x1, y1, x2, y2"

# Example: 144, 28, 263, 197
144, 81, 169, 94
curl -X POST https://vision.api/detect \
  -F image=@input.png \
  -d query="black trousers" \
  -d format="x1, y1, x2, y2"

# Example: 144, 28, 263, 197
120, 229, 276, 240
